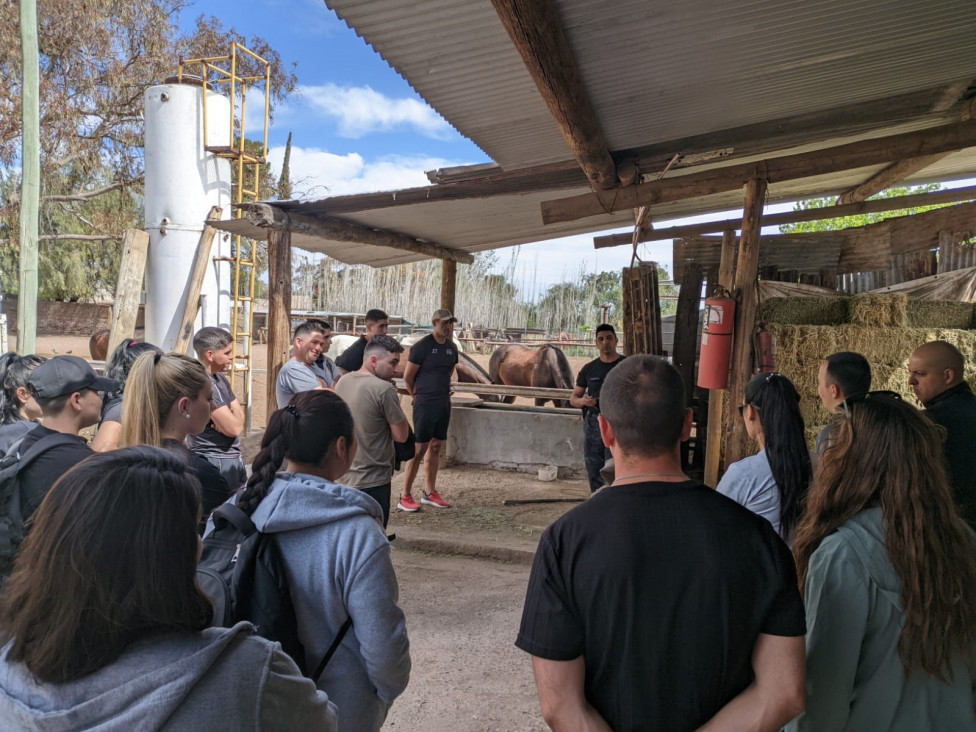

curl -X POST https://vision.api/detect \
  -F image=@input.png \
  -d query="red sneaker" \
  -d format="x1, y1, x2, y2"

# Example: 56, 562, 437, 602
397, 495, 421, 512
421, 491, 451, 509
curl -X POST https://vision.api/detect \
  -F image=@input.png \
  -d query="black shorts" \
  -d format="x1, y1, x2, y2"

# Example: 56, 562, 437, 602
413, 401, 452, 443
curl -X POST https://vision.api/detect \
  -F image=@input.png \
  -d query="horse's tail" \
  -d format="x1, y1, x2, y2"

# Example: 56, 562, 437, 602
488, 347, 505, 384
534, 345, 574, 407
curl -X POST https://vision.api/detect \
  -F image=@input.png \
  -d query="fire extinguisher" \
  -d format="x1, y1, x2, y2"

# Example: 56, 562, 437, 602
753, 324, 776, 374
697, 286, 735, 390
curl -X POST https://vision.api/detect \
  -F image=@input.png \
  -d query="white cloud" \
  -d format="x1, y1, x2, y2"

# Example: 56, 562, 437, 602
267, 145, 465, 197
288, 83, 454, 140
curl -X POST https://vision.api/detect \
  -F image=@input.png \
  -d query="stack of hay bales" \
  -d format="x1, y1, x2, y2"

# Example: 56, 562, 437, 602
758, 293, 976, 445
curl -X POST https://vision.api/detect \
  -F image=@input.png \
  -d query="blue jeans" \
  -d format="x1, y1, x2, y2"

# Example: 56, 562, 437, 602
583, 411, 611, 493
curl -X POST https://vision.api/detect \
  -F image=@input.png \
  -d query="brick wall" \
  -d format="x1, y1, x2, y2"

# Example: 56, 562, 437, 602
0, 299, 145, 336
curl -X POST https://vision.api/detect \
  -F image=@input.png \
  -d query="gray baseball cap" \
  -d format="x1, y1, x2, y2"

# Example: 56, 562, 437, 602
431, 309, 458, 323
29, 356, 119, 398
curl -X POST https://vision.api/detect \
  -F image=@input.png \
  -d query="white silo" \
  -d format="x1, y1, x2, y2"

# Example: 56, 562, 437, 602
143, 83, 232, 350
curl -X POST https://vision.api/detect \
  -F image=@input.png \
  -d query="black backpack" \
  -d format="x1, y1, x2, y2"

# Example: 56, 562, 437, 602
196, 502, 351, 681
0, 432, 79, 574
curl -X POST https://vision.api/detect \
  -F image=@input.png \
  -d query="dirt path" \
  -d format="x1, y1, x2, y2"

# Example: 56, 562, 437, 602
384, 551, 546, 732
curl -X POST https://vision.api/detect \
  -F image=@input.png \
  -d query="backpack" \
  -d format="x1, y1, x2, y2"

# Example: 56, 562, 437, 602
0, 431, 79, 574
196, 502, 351, 681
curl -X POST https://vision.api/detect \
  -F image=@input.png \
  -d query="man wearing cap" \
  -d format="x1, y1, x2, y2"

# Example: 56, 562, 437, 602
399, 309, 459, 512
17, 356, 117, 521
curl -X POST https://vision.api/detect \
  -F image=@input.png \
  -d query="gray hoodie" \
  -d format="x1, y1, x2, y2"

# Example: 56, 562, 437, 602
0, 622, 336, 730
247, 472, 411, 732
788, 507, 976, 731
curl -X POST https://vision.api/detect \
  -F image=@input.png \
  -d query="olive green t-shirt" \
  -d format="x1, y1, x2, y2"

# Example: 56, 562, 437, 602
335, 371, 407, 489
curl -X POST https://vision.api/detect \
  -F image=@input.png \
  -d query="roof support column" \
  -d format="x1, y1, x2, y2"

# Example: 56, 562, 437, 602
704, 229, 737, 487
723, 176, 768, 469
266, 227, 292, 421
441, 259, 457, 314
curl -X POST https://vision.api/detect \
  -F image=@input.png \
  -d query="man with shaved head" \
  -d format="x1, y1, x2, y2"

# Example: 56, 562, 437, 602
908, 340, 976, 526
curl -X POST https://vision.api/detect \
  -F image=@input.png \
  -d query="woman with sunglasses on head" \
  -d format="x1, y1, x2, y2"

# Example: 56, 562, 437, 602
717, 372, 812, 543
788, 393, 976, 731
223, 390, 410, 732
0, 353, 45, 453
92, 339, 163, 452
121, 352, 230, 532
0, 447, 336, 729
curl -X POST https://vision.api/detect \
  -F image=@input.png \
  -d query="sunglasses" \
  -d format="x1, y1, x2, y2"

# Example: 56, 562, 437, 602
840, 390, 903, 417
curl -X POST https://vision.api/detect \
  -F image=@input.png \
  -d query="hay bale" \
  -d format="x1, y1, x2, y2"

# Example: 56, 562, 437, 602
848, 293, 908, 328
758, 297, 848, 326
906, 300, 975, 329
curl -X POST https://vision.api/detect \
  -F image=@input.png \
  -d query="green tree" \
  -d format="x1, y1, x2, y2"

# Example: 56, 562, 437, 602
779, 183, 943, 234
0, 1, 296, 298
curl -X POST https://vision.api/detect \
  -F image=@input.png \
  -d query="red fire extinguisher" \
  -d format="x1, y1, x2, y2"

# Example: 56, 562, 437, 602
697, 286, 735, 390
753, 324, 776, 374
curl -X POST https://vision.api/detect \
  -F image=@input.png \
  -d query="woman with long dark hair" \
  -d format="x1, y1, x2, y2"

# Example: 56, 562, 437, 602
0, 353, 45, 453
788, 394, 976, 730
0, 447, 336, 729
91, 339, 162, 452
717, 372, 812, 541
230, 390, 409, 732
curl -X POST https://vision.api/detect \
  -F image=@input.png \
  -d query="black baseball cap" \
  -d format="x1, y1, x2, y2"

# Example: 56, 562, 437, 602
29, 356, 119, 398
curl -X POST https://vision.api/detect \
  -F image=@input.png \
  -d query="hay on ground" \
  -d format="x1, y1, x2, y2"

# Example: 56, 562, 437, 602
847, 293, 908, 328
757, 297, 848, 326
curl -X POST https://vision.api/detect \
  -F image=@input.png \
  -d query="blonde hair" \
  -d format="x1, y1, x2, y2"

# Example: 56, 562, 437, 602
121, 352, 209, 447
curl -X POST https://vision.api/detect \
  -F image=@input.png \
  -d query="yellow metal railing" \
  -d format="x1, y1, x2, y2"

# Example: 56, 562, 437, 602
178, 42, 271, 431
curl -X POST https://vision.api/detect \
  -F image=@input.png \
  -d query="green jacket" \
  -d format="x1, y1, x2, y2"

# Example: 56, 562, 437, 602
788, 507, 976, 732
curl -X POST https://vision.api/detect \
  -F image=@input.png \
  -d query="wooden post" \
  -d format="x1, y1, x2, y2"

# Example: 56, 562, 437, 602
723, 177, 768, 468
266, 228, 293, 421
704, 229, 737, 487
441, 259, 457, 313
107, 229, 150, 357
672, 263, 704, 407
16, 0, 40, 355
172, 207, 223, 352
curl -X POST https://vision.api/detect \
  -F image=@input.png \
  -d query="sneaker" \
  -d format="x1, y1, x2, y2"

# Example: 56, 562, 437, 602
397, 495, 421, 512
421, 491, 452, 509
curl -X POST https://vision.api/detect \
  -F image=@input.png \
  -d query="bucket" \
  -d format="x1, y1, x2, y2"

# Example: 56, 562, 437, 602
537, 465, 558, 482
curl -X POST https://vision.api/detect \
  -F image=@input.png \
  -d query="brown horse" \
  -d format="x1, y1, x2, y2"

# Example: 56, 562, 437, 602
488, 344, 574, 408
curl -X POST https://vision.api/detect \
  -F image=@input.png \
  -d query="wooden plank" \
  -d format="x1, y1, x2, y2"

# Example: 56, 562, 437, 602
672, 263, 703, 407
241, 203, 474, 265
107, 229, 151, 356
395, 379, 573, 401
172, 207, 222, 353
266, 228, 293, 420
704, 230, 737, 488
544, 120, 976, 225
441, 259, 457, 313
594, 185, 976, 247
836, 154, 948, 204
723, 177, 768, 469
489, 0, 617, 190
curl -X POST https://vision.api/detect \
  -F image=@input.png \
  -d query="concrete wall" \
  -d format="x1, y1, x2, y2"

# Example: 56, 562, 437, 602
444, 404, 585, 478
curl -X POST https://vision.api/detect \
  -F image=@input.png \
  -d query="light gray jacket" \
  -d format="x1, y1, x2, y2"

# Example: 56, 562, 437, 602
246, 472, 411, 732
0, 622, 336, 730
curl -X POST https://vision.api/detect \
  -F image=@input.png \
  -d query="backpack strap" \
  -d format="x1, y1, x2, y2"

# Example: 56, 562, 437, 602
0, 432, 81, 473
312, 616, 353, 682
212, 503, 258, 536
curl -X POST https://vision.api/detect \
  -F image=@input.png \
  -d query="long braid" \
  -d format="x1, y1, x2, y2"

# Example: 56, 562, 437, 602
237, 426, 289, 515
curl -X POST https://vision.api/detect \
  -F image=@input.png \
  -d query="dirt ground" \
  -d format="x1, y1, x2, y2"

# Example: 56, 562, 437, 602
16, 333, 591, 731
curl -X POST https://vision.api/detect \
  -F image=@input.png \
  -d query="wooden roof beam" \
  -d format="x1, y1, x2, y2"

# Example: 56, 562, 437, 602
593, 184, 976, 248
490, 0, 618, 191
835, 154, 948, 204
544, 120, 976, 225
241, 203, 475, 265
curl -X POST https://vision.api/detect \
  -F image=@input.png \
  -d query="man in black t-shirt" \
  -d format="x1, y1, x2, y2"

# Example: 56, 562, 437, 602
517, 355, 806, 731
399, 309, 459, 512
570, 323, 624, 492
335, 308, 390, 374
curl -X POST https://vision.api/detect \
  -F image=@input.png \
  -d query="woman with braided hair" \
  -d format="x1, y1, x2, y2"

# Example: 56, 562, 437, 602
228, 390, 409, 732
788, 393, 976, 731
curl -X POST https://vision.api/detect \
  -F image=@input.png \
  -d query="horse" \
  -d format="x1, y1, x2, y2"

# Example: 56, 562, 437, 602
89, 329, 110, 361
488, 344, 574, 408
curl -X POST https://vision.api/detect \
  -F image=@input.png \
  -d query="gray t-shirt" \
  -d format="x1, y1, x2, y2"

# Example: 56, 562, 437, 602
716, 449, 782, 539
335, 371, 406, 489
275, 359, 324, 409
187, 372, 241, 458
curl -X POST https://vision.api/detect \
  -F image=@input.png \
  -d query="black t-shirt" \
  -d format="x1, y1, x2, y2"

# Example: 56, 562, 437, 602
575, 356, 625, 415
187, 372, 241, 458
335, 336, 368, 373
17, 424, 93, 522
516, 480, 805, 732
162, 440, 230, 533
408, 334, 458, 406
